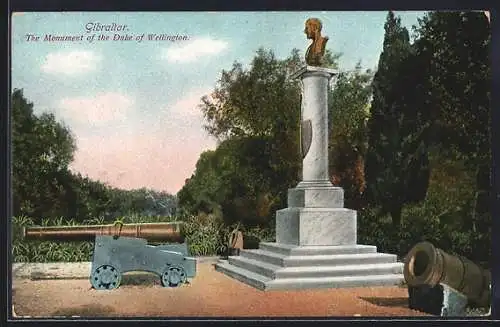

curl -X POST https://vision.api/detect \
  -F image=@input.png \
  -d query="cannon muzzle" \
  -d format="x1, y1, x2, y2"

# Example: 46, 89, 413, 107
23, 222, 185, 243
404, 241, 490, 307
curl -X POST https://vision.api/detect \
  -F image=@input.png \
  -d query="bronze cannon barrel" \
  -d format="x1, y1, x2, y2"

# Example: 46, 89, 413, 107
23, 222, 185, 243
404, 241, 490, 307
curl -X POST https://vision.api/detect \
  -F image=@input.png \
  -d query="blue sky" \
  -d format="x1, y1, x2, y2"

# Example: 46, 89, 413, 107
11, 11, 426, 194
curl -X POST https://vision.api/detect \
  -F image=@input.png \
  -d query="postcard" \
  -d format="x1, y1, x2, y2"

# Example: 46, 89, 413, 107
9, 10, 492, 319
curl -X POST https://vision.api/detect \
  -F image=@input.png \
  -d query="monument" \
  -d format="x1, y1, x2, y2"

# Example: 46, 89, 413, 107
215, 18, 404, 290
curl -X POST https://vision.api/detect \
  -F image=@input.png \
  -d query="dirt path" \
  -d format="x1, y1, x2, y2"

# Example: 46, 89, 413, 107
12, 262, 428, 318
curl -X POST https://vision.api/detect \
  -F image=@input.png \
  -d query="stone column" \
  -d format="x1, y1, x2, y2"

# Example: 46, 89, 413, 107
275, 65, 356, 246
292, 65, 338, 189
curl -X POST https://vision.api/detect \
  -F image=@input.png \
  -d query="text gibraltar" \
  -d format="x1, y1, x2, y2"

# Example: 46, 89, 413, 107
85, 22, 128, 33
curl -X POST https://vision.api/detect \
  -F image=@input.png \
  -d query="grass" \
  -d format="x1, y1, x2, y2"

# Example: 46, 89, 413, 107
12, 215, 98, 262
12, 213, 275, 262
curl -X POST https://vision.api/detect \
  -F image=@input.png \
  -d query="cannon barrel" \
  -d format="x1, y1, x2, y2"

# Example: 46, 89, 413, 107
23, 222, 185, 243
404, 241, 490, 307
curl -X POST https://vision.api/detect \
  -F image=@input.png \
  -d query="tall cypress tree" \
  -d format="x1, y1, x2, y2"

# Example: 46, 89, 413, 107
364, 11, 430, 227
414, 11, 491, 247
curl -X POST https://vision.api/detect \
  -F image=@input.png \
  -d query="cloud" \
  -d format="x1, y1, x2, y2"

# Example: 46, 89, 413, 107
41, 50, 101, 76
162, 37, 228, 63
57, 92, 134, 126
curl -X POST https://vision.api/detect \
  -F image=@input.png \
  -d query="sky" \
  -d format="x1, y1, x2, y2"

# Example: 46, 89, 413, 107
11, 11, 426, 194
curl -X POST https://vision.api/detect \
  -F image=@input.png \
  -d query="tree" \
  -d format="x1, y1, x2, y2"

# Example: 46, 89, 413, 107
95, 186, 178, 219
177, 150, 227, 216
67, 173, 114, 222
413, 11, 491, 238
11, 89, 78, 221
414, 12, 490, 163
201, 48, 339, 140
178, 136, 280, 227
361, 11, 490, 257
364, 11, 431, 227
329, 63, 373, 209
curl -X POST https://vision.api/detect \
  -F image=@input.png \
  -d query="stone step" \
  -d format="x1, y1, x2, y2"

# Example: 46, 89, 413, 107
259, 242, 377, 256
240, 249, 398, 267
215, 261, 404, 291
228, 255, 403, 279
276, 262, 403, 279
214, 260, 270, 290
265, 274, 405, 290
228, 256, 281, 278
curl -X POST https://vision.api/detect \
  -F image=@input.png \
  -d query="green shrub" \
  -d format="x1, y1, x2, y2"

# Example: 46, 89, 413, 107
397, 202, 445, 256
357, 206, 398, 254
182, 212, 227, 256
12, 215, 95, 263
358, 152, 490, 266
357, 195, 490, 265
241, 224, 276, 243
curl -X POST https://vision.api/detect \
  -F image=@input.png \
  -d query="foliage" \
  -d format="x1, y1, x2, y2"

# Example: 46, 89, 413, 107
12, 89, 77, 221
414, 11, 491, 166
182, 213, 227, 256
359, 11, 490, 265
179, 49, 303, 227
329, 63, 373, 209
105, 187, 178, 219
200, 48, 339, 140
360, 11, 490, 263
413, 11, 492, 226
178, 136, 281, 227
359, 150, 490, 266
12, 215, 97, 263
201, 48, 299, 140
357, 207, 396, 253
364, 11, 431, 227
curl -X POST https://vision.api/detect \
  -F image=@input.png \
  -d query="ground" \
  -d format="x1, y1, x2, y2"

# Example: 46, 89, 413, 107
12, 260, 429, 318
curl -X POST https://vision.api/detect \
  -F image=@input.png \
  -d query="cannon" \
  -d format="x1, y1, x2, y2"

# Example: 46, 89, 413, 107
23, 222, 196, 290
404, 241, 490, 316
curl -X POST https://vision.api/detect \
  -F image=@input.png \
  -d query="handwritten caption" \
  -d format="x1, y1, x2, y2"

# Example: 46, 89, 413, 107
24, 22, 190, 43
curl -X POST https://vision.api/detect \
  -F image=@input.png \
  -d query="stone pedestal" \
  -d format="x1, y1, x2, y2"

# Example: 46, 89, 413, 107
215, 66, 403, 290
276, 207, 357, 246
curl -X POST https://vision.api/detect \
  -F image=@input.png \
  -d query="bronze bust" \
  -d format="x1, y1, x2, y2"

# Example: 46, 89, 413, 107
304, 18, 329, 66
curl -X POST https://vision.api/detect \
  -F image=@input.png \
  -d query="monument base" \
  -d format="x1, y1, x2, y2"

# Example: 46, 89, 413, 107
215, 184, 404, 291
275, 207, 357, 246
215, 242, 403, 291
